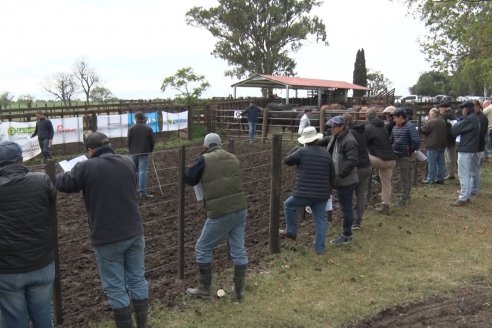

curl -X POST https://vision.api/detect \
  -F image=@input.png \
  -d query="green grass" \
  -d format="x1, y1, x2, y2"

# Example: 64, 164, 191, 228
93, 163, 492, 328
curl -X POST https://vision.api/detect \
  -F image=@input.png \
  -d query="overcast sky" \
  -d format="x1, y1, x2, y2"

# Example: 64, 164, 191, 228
1, 0, 431, 101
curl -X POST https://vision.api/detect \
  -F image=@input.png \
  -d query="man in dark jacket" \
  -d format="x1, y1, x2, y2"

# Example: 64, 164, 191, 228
281, 126, 335, 254
420, 108, 448, 184
31, 111, 54, 163
241, 102, 263, 143
342, 113, 371, 229
364, 109, 397, 215
438, 102, 458, 180
0, 141, 56, 328
56, 132, 149, 328
325, 116, 359, 244
128, 111, 156, 198
184, 133, 248, 301
390, 108, 421, 207
451, 101, 480, 206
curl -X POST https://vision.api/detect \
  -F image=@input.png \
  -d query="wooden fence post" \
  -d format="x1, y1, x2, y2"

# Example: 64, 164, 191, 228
269, 134, 282, 254
177, 146, 185, 280
45, 160, 63, 326
262, 109, 269, 143
187, 105, 192, 140
225, 139, 236, 261
319, 108, 325, 134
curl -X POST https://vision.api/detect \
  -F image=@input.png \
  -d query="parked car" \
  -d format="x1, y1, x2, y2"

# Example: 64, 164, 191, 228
396, 95, 421, 104
433, 95, 454, 103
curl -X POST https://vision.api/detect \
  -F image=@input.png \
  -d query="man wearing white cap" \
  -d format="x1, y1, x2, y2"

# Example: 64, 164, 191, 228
184, 133, 248, 301
280, 126, 335, 255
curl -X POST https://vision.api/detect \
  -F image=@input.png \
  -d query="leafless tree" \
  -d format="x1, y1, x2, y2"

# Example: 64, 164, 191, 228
43, 72, 79, 107
73, 59, 99, 103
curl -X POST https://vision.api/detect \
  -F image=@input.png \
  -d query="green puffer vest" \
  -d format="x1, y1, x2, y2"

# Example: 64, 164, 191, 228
202, 147, 247, 219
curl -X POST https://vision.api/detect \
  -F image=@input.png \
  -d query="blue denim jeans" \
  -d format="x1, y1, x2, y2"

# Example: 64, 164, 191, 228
471, 152, 483, 194
94, 235, 148, 309
426, 148, 445, 182
132, 154, 150, 196
0, 261, 55, 328
195, 209, 248, 266
283, 196, 329, 253
39, 138, 51, 162
457, 152, 476, 201
247, 121, 256, 142
336, 183, 357, 237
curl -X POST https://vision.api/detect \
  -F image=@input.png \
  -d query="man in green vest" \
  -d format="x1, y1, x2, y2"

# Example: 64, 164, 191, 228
184, 133, 248, 301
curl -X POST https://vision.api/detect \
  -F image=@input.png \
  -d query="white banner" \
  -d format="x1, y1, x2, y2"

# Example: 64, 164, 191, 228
162, 111, 188, 132
51, 117, 84, 145
0, 121, 41, 161
97, 114, 128, 138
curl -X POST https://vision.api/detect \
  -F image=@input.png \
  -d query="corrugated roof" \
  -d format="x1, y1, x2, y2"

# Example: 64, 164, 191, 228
232, 74, 371, 91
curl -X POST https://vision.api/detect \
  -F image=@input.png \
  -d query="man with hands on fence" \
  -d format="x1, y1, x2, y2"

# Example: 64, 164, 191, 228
183, 133, 248, 301
55, 132, 149, 328
280, 126, 336, 255
0, 141, 57, 328
241, 102, 263, 143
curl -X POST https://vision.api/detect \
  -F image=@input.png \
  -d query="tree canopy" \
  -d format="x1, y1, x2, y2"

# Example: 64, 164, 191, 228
186, 0, 328, 79
352, 49, 367, 97
409, 71, 451, 96
161, 67, 210, 104
402, 0, 492, 95
367, 69, 392, 96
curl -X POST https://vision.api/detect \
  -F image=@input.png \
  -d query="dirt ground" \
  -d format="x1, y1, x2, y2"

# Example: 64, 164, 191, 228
49, 139, 492, 327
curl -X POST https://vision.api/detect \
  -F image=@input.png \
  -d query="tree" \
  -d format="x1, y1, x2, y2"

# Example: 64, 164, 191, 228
90, 86, 115, 102
402, 0, 492, 95
43, 72, 79, 106
409, 71, 451, 96
367, 70, 392, 96
17, 94, 35, 108
352, 48, 367, 97
73, 59, 100, 103
186, 0, 328, 79
0, 92, 14, 109
160, 67, 210, 104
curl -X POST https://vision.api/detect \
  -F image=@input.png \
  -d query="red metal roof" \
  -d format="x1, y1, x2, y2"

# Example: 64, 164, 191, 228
232, 74, 371, 91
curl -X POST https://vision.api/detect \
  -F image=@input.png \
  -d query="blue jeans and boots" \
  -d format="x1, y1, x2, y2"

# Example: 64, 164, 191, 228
470, 152, 483, 195
132, 154, 151, 197
332, 183, 357, 244
248, 121, 257, 143
39, 139, 52, 163
426, 149, 445, 183
283, 196, 329, 254
454, 152, 476, 204
94, 235, 149, 328
0, 261, 55, 328
187, 209, 248, 299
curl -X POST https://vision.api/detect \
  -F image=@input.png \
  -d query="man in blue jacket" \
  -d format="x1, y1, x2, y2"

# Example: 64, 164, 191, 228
390, 108, 420, 207
0, 141, 56, 328
56, 132, 149, 328
31, 111, 54, 163
241, 102, 263, 143
451, 101, 480, 206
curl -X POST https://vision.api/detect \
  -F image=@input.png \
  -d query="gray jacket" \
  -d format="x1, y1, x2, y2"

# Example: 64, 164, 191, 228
327, 129, 359, 187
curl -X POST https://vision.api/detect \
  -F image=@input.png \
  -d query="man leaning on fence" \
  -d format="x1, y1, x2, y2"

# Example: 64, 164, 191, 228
184, 133, 248, 302
128, 111, 156, 198
0, 141, 57, 328
55, 132, 149, 328
241, 102, 263, 143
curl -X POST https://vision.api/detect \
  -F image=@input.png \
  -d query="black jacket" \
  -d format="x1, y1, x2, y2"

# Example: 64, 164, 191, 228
56, 146, 144, 246
390, 120, 421, 158
128, 122, 155, 155
31, 118, 54, 140
477, 111, 489, 152
451, 112, 480, 153
0, 163, 56, 273
326, 129, 359, 187
349, 124, 371, 169
364, 117, 396, 161
284, 144, 335, 199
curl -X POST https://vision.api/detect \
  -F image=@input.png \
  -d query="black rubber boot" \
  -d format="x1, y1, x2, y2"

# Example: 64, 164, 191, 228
132, 298, 149, 328
186, 263, 212, 298
233, 264, 247, 302
113, 305, 134, 328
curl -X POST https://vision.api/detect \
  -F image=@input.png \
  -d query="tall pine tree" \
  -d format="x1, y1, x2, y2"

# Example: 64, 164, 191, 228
353, 49, 367, 98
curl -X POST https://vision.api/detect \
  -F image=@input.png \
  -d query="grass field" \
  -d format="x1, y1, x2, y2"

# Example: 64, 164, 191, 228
93, 161, 492, 328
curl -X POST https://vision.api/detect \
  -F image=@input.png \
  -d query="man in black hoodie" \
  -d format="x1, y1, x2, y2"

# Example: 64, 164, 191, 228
31, 111, 54, 163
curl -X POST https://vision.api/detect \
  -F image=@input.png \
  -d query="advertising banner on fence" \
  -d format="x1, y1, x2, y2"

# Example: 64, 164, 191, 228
128, 112, 159, 132
51, 117, 84, 145
97, 114, 128, 138
162, 110, 188, 132
0, 121, 42, 161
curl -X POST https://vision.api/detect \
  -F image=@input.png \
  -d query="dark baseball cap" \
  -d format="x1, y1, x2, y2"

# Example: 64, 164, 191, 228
0, 141, 23, 164
393, 108, 406, 116
438, 101, 451, 108
459, 101, 474, 109
85, 132, 110, 150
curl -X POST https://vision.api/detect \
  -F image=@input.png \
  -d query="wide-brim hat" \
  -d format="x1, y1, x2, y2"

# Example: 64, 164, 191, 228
298, 126, 323, 144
